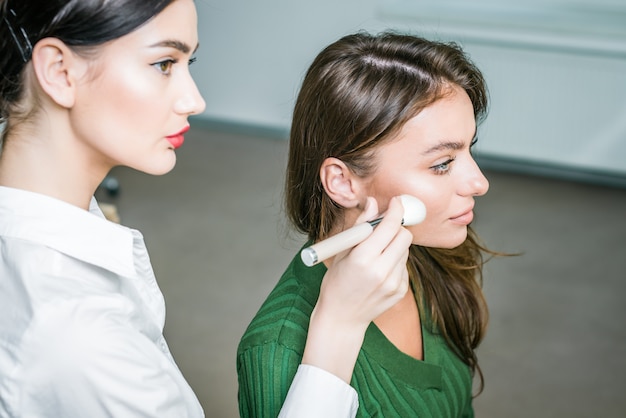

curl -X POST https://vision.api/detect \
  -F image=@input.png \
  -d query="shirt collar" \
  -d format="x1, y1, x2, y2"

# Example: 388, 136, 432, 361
0, 186, 136, 277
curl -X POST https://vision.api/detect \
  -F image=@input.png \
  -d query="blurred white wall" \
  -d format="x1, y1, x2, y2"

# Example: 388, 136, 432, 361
192, 0, 626, 181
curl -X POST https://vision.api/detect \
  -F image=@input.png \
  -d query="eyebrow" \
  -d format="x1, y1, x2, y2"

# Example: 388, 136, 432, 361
421, 140, 465, 156
150, 40, 199, 54
421, 126, 478, 156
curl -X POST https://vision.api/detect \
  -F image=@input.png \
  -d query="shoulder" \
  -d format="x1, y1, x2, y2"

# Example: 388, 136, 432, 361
0, 246, 132, 361
237, 252, 325, 356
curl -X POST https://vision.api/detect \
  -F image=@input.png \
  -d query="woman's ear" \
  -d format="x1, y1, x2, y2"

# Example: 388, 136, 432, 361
319, 157, 365, 209
30, 37, 85, 109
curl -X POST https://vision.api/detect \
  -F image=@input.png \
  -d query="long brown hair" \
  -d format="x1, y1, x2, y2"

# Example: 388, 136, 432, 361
285, 31, 491, 392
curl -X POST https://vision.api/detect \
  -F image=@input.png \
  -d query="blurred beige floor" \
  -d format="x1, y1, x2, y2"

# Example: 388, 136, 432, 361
100, 126, 626, 418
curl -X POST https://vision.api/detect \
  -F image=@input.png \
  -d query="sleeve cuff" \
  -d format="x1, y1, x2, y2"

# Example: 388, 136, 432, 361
278, 364, 358, 418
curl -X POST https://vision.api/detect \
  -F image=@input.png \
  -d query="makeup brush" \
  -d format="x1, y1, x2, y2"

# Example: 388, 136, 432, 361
300, 195, 426, 267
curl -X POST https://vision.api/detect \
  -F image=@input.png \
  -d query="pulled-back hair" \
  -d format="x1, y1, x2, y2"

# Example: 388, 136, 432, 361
0, 0, 173, 128
285, 31, 491, 392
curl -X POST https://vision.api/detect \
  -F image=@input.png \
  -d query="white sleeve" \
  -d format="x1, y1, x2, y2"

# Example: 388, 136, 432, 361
278, 364, 359, 418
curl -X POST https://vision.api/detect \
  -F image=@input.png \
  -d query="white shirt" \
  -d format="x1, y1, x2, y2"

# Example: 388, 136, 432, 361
0, 186, 204, 417
0, 186, 357, 417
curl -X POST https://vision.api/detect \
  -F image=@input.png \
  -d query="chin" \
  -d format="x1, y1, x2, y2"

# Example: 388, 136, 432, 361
412, 227, 468, 249
448, 231, 469, 248
138, 156, 177, 176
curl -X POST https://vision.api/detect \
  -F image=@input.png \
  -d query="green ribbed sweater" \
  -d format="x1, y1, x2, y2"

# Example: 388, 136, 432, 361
237, 249, 474, 418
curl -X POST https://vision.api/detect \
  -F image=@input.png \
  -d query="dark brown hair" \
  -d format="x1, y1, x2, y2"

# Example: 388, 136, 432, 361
285, 31, 490, 392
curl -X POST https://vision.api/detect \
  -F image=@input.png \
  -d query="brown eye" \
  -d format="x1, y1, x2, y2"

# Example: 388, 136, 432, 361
152, 59, 175, 75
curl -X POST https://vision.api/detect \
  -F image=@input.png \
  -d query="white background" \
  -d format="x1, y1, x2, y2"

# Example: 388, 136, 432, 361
192, 0, 626, 177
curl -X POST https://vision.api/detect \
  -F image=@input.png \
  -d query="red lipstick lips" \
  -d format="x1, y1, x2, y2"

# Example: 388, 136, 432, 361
166, 125, 190, 149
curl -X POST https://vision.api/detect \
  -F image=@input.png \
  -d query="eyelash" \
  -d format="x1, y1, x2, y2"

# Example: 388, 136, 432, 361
152, 56, 198, 76
431, 157, 455, 175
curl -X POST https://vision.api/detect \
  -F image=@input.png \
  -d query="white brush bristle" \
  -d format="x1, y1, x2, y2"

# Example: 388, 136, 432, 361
399, 195, 426, 226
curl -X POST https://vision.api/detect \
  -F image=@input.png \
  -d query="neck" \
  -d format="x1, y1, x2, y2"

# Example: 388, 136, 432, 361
374, 289, 423, 360
0, 125, 109, 210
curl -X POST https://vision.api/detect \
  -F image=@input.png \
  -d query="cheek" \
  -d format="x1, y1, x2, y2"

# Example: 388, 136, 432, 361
112, 81, 156, 121
95, 66, 162, 122
84, 81, 153, 154
412, 182, 451, 223
404, 187, 456, 244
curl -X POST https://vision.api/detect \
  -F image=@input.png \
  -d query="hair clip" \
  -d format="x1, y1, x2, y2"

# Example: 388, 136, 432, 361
4, 9, 33, 63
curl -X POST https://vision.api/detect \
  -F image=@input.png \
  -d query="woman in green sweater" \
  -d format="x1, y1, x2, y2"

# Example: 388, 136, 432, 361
238, 31, 492, 417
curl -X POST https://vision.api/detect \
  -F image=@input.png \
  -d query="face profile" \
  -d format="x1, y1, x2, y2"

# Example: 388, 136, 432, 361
362, 85, 489, 249
62, 0, 206, 177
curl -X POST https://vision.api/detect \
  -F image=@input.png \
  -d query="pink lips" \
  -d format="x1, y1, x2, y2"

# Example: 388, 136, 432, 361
450, 205, 474, 225
166, 125, 190, 149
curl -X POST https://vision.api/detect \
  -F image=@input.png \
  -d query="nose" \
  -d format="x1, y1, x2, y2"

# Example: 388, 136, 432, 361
174, 72, 206, 116
460, 157, 489, 197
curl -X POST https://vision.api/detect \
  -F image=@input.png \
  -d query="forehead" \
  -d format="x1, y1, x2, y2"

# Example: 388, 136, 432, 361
391, 86, 476, 151
101, 0, 199, 52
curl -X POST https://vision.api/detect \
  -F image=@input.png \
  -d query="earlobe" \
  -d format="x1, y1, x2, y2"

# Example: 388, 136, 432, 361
31, 38, 81, 109
319, 157, 364, 209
